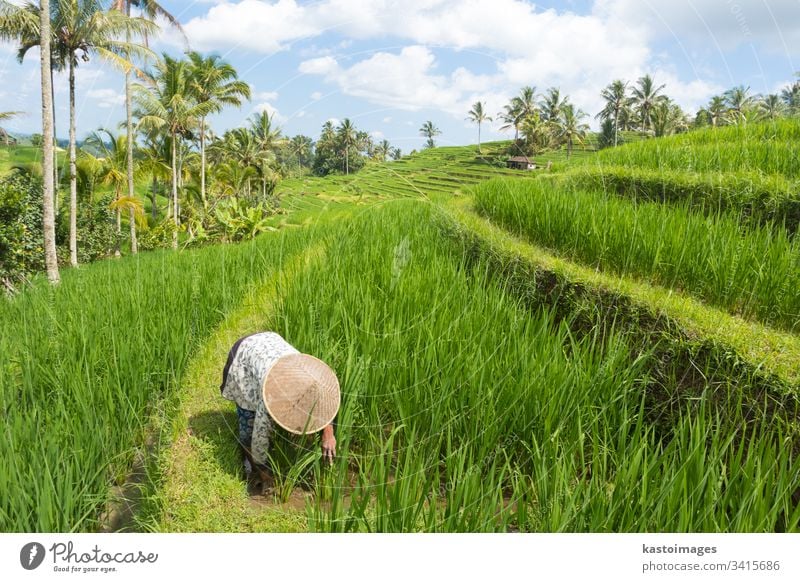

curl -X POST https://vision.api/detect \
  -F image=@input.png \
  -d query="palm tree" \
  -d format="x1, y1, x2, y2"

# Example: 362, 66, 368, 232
187, 51, 250, 207
114, 0, 183, 254
631, 74, 667, 135
707, 95, 727, 127
249, 110, 284, 198
288, 134, 312, 170
136, 54, 213, 249
84, 128, 142, 252
40, 0, 59, 282
781, 74, 800, 115
759, 94, 786, 120
539, 87, 567, 123
0, 110, 22, 145
651, 100, 688, 137
597, 80, 629, 147
553, 104, 588, 158
337, 118, 358, 174
8, 0, 154, 264
419, 120, 440, 149
724, 85, 755, 125
499, 86, 537, 142
372, 138, 391, 162
466, 101, 492, 152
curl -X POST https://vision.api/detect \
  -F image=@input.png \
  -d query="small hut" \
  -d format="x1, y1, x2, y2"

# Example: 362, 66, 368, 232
506, 155, 535, 170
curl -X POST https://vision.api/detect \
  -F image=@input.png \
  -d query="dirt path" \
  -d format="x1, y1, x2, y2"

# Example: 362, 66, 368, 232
152, 244, 327, 532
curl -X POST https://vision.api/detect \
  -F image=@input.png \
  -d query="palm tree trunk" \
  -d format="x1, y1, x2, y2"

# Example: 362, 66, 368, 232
125, 22, 137, 254
40, 0, 59, 284
151, 175, 158, 221
171, 132, 178, 250
477, 121, 481, 153
51, 66, 58, 212
200, 117, 207, 208
345, 145, 349, 175
68, 58, 78, 267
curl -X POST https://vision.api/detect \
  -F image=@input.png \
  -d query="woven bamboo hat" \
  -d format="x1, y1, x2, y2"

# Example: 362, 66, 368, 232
262, 353, 340, 434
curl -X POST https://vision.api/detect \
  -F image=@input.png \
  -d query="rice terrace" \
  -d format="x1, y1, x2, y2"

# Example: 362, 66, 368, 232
1, 0, 800, 537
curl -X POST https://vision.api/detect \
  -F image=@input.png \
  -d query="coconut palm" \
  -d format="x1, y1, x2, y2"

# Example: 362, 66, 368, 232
40, 0, 59, 281
135, 54, 214, 249
539, 87, 567, 123
373, 138, 391, 162
187, 51, 250, 207
781, 75, 800, 114
7, 0, 154, 264
707, 95, 727, 127
631, 74, 667, 135
0, 110, 22, 145
466, 101, 492, 153
419, 120, 440, 149
596, 80, 629, 147
724, 85, 755, 125
651, 100, 688, 137
84, 128, 143, 251
553, 104, 588, 158
337, 118, 358, 174
114, 0, 183, 253
249, 110, 284, 198
288, 134, 313, 170
760, 94, 786, 120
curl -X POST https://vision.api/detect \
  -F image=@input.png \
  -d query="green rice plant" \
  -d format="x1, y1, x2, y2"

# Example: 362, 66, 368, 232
561, 166, 800, 233
474, 178, 800, 332
0, 226, 318, 531
589, 119, 800, 178
277, 200, 799, 531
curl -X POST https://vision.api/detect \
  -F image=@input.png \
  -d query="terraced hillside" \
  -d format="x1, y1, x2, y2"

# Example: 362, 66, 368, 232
3, 122, 799, 534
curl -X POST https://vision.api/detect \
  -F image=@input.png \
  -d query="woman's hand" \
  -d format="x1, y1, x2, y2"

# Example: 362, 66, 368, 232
321, 425, 336, 465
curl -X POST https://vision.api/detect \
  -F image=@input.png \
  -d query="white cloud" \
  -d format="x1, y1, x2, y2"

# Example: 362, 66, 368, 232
310, 91, 323, 100
87, 88, 125, 109
595, 0, 800, 54
254, 90, 279, 101
382, 116, 392, 123
370, 130, 384, 139
253, 102, 287, 124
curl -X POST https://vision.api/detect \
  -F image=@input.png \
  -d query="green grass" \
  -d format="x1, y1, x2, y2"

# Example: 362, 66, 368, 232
589, 119, 800, 178
0, 223, 316, 531
474, 178, 800, 332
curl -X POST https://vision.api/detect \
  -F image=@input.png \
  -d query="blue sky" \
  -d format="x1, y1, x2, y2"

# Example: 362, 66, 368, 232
1, 0, 799, 150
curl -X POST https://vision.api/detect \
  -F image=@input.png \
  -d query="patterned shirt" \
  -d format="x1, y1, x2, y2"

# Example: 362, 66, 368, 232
221, 332, 299, 465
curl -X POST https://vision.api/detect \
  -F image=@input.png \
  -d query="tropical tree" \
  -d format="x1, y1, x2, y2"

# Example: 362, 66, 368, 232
781, 74, 800, 114
249, 110, 284, 198
187, 51, 250, 207
539, 87, 567, 123
113, 0, 183, 255
419, 120, 440, 149
651, 99, 688, 137
337, 118, 358, 174
760, 94, 786, 120
373, 138, 391, 162
6, 0, 154, 264
288, 134, 313, 170
84, 128, 143, 252
0, 111, 22, 145
499, 86, 537, 141
466, 101, 492, 152
519, 111, 550, 155
135, 54, 213, 249
724, 85, 755, 125
553, 104, 588, 157
631, 74, 667, 135
41, 0, 59, 282
596, 80, 629, 147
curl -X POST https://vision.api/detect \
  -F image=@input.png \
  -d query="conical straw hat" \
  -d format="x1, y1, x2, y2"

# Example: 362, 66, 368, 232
262, 353, 340, 434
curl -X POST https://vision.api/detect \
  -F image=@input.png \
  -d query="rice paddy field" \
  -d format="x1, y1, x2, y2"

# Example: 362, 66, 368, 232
2, 123, 799, 533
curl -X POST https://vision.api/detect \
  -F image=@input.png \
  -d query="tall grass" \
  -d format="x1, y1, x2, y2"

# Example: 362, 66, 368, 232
0, 227, 314, 531
269, 201, 799, 531
474, 179, 800, 332
561, 166, 800, 233
590, 119, 800, 178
